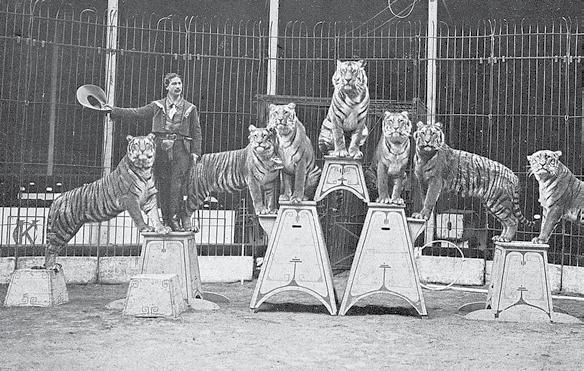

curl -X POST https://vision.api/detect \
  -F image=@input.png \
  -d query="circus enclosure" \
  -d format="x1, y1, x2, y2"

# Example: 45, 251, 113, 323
1, 0, 584, 367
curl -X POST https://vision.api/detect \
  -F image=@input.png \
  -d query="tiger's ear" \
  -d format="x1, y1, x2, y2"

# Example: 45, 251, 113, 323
126, 135, 134, 142
383, 111, 391, 119
401, 111, 409, 119
554, 150, 562, 158
248, 125, 257, 132
358, 59, 366, 68
435, 122, 442, 129
146, 133, 156, 141
287, 102, 296, 110
416, 121, 425, 130
337, 60, 343, 68
268, 103, 276, 111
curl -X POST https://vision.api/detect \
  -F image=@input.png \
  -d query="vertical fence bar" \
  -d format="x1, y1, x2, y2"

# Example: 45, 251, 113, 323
101, 0, 118, 176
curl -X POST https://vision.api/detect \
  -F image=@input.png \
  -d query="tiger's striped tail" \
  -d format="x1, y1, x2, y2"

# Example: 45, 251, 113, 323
512, 183, 536, 226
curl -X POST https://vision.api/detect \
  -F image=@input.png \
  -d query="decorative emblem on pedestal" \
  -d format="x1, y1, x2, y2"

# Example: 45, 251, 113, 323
466, 241, 580, 323
4, 268, 68, 307
314, 156, 369, 203
139, 232, 203, 306
338, 204, 426, 316
123, 273, 187, 317
250, 201, 337, 315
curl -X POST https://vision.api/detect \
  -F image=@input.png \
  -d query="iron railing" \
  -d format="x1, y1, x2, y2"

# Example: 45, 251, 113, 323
1, 0, 583, 273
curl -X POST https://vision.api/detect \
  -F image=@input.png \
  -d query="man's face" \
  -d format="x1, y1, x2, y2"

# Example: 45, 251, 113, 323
166, 77, 182, 96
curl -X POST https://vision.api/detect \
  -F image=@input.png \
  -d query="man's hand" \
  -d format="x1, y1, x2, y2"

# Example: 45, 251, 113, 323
102, 104, 113, 113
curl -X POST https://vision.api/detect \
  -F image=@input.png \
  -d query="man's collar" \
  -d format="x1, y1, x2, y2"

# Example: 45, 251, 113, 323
166, 96, 184, 108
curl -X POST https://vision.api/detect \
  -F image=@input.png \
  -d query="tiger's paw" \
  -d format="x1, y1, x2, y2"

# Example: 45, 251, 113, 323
155, 225, 172, 234
41, 263, 62, 273
412, 210, 430, 220
492, 235, 511, 242
139, 225, 156, 233
390, 197, 405, 206
279, 194, 291, 202
331, 149, 349, 158
256, 207, 271, 215
376, 195, 391, 204
348, 149, 363, 159
531, 236, 548, 244
289, 195, 302, 204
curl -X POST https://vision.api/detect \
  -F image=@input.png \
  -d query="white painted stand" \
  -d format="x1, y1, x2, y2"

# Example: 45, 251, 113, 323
313, 156, 369, 203
339, 204, 427, 316
250, 201, 337, 315
4, 268, 68, 307
257, 214, 277, 237
123, 273, 187, 317
467, 241, 580, 323
139, 232, 203, 306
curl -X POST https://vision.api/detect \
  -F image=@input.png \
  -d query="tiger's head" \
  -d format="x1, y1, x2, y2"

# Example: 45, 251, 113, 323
413, 121, 444, 153
126, 133, 156, 169
332, 60, 367, 92
383, 111, 412, 146
527, 150, 564, 181
267, 103, 298, 137
248, 125, 277, 158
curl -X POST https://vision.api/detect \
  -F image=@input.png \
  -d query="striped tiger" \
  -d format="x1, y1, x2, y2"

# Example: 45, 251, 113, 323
413, 121, 533, 242
267, 103, 321, 203
44, 134, 169, 270
186, 125, 283, 215
365, 111, 412, 205
528, 150, 582, 244
318, 59, 370, 159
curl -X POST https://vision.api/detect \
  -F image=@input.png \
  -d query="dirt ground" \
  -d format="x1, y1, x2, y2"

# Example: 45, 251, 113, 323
1, 274, 584, 370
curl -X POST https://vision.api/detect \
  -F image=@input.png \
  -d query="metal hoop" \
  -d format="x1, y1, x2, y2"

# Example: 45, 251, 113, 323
416, 239, 466, 291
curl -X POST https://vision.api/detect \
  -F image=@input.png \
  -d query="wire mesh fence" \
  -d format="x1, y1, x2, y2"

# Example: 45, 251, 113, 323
1, 0, 583, 272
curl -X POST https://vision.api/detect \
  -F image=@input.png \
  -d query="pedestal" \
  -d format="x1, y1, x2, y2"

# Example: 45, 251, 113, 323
123, 274, 187, 317
4, 268, 68, 307
257, 214, 277, 237
314, 157, 369, 203
250, 201, 337, 315
466, 241, 572, 322
339, 204, 427, 316
140, 232, 203, 306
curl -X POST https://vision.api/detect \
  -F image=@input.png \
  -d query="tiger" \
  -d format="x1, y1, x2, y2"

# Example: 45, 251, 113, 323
365, 111, 412, 205
413, 121, 533, 242
186, 125, 283, 215
527, 150, 584, 244
44, 134, 169, 270
318, 59, 370, 159
267, 103, 321, 203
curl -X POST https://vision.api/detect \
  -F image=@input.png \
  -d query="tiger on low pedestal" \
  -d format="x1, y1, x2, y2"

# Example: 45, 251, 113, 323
365, 111, 412, 205
44, 134, 170, 270
413, 121, 534, 242
528, 150, 583, 244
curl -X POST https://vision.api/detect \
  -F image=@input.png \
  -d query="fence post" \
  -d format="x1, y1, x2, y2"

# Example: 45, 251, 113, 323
424, 0, 438, 245
102, 0, 118, 177
266, 0, 279, 96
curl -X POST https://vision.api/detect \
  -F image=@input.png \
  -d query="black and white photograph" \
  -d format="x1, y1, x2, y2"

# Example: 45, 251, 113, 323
1, 0, 584, 369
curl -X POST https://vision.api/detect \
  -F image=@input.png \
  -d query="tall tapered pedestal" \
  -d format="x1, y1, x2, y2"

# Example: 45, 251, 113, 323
314, 157, 369, 203
339, 204, 427, 316
250, 201, 337, 315
139, 232, 203, 306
